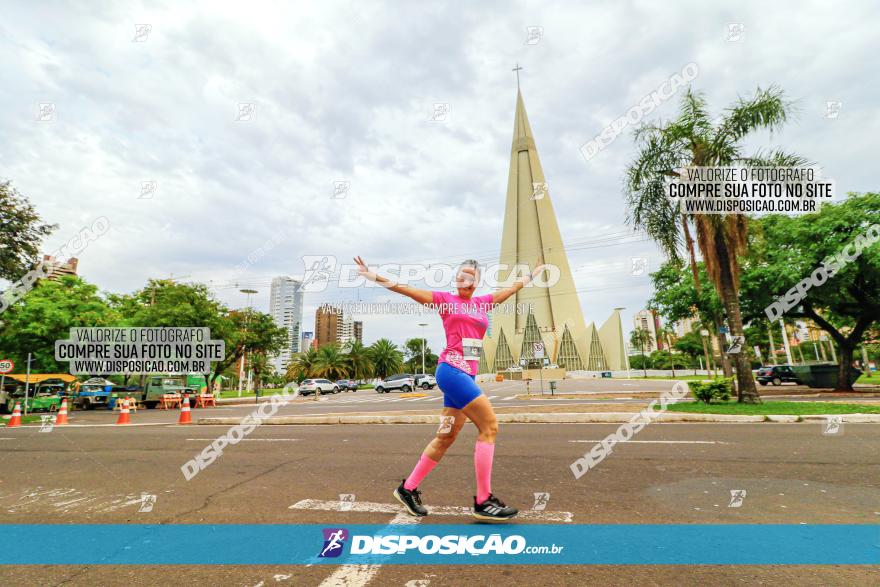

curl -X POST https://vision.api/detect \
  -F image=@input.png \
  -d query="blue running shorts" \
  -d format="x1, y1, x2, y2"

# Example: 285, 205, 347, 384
436, 362, 483, 409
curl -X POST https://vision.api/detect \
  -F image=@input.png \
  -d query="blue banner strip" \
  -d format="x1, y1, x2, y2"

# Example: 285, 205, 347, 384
1, 525, 877, 565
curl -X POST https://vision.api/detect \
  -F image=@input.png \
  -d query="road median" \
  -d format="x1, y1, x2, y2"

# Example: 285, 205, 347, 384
197, 412, 880, 425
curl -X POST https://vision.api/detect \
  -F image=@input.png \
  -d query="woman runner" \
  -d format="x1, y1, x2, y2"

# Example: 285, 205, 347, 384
353, 256, 545, 521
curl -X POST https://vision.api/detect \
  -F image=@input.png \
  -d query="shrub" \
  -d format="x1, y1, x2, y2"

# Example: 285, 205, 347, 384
690, 377, 733, 403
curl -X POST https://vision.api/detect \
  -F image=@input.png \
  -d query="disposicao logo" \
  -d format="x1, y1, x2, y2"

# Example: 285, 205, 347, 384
319, 528, 349, 558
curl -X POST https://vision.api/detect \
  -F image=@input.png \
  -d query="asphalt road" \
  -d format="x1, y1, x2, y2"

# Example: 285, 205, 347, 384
1, 416, 878, 586
36, 379, 880, 426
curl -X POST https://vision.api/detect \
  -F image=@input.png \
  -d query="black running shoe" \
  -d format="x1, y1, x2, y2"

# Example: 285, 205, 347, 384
473, 493, 518, 521
394, 480, 428, 516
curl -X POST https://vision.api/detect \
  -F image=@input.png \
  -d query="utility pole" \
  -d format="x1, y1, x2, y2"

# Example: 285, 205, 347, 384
239, 289, 258, 396
780, 320, 794, 365
768, 324, 777, 365
23, 353, 32, 416
418, 323, 428, 375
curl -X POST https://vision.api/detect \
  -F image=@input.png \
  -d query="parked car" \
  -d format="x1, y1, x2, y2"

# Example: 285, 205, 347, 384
413, 374, 436, 390
374, 374, 415, 393
298, 379, 339, 396
755, 365, 801, 386
335, 379, 359, 392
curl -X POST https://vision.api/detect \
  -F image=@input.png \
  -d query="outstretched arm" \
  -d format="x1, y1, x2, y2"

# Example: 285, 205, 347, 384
354, 256, 433, 305
492, 262, 547, 305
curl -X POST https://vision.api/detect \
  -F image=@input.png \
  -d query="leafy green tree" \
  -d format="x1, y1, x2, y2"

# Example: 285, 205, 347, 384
209, 308, 287, 392
0, 276, 118, 371
404, 338, 437, 374
368, 338, 404, 378
649, 261, 723, 335
739, 192, 880, 390
649, 261, 724, 374
625, 86, 807, 402
674, 331, 707, 373
0, 181, 57, 281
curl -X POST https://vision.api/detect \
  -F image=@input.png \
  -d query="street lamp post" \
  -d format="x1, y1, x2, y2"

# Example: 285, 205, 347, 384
239, 289, 258, 397
418, 323, 429, 376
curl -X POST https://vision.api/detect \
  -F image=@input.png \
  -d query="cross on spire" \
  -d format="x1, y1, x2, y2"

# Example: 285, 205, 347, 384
512, 63, 523, 89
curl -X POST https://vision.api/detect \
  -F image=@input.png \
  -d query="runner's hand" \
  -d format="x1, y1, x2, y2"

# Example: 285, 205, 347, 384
353, 256, 379, 282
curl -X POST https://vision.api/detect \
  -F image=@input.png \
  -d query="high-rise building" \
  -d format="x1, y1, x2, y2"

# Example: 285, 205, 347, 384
301, 331, 314, 351
315, 304, 342, 347
315, 305, 361, 346
674, 316, 699, 339
632, 309, 661, 353
269, 276, 304, 374
482, 89, 627, 373
42, 255, 78, 280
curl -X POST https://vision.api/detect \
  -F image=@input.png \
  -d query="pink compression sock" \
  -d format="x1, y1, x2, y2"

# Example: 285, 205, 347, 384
474, 440, 495, 504
404, 454, 438, 490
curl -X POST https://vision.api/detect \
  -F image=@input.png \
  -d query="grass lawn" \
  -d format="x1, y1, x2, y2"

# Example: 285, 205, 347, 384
637, 374, 718, 381
216, 388, 288, 400
856, 372, 880, 385
655, 400, 880, 415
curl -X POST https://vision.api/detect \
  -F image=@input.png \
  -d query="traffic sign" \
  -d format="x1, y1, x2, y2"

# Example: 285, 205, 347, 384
533, 342, 545, 359
726, 336, 745, 354
0, 359, 13, 374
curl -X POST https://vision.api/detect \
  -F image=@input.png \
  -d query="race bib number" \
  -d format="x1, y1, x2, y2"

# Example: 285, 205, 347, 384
461, 338, 482, 361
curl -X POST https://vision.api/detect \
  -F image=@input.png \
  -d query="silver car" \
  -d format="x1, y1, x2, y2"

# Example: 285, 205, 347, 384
298, 379, 339, 396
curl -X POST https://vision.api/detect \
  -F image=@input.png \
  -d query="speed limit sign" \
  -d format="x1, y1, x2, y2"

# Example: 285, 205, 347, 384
0, 359, 14, 374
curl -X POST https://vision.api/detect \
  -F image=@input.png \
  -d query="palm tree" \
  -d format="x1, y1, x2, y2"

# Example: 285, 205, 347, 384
313, 344, 351, 381
625, 86, 808, 403
368, 338, 404, 379
342, 340, 374, 382
659, 325, 678, 378
285, 347, 318, 382
630, 327, 652, 378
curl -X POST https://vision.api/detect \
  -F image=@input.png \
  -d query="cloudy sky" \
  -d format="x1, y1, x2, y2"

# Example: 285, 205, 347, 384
2, 1, 877, 353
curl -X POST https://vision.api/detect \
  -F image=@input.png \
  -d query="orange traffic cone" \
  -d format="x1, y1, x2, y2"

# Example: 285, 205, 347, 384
7, 402, 22, 428
115, 398, 131, 425
178, 396, 192, 424
55, 399, 69, 426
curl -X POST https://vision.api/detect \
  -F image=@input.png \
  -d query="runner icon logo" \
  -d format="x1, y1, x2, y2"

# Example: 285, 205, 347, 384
319, 528, 349, 558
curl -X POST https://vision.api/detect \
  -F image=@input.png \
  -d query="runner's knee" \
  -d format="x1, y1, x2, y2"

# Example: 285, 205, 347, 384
479, 419, 499, 441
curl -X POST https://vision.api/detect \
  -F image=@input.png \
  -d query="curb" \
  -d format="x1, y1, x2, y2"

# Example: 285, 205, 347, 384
197, 412, 880, 425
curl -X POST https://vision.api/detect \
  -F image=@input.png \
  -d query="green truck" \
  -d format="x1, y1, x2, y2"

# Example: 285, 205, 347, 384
128, 375, 199, 409
0, 378, 70, 413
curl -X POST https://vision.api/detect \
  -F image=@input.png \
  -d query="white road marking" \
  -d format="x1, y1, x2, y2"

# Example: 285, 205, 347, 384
0, 487, 149, 513
3, 422, 172, 429
568, 439, 727, 444
185, 438, 301, 442
290, 498, 573, 522
501, 396, 518, 401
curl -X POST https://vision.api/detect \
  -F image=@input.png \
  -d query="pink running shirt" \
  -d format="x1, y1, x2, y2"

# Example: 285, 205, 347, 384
432, 291, 495, 375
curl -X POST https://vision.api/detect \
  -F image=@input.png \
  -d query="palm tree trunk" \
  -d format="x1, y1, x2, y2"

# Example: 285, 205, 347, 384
683, 215, 732, 378
714, 241, 760, 403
